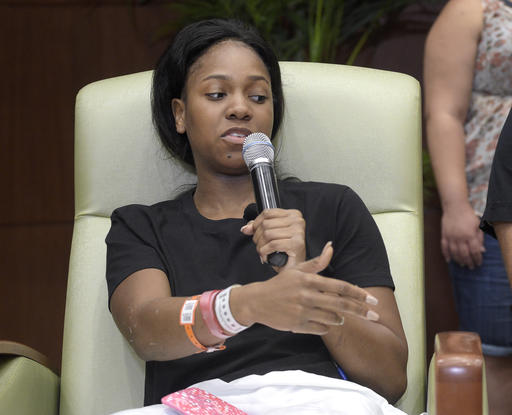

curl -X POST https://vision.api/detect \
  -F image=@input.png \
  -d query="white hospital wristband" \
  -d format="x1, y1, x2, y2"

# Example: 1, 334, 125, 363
214, 284, 249, 335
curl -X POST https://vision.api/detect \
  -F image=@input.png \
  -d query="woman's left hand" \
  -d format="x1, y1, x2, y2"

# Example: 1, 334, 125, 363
241, 208, 306, 269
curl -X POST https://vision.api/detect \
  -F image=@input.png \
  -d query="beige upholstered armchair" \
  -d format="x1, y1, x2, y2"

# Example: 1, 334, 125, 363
0, 62, 486, 415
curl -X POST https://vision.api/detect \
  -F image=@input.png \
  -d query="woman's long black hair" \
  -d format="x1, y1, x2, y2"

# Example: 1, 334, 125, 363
151, 19, 285, 167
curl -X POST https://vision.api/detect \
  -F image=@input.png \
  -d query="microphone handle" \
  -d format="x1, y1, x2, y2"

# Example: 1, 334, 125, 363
250, 162, 288, 268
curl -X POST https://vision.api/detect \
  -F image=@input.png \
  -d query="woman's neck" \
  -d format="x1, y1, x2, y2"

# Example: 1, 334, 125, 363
193, 174, 255, 220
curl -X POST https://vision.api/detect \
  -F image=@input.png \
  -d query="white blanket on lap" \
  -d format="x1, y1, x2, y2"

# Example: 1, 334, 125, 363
111, 370, 409, 415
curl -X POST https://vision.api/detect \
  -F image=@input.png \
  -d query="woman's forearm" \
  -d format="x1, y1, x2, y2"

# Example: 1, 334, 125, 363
426, 113, 469, 210
322, 316, 408, 403
320, 286, 408, 403
110, 269, 230, 362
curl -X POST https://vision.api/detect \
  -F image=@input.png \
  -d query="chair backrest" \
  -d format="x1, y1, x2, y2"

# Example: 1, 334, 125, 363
62, 62, 424, 415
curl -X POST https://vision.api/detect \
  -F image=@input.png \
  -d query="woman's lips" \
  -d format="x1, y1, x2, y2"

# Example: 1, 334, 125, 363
221, 133, 247, 145
221, 128, 252, 145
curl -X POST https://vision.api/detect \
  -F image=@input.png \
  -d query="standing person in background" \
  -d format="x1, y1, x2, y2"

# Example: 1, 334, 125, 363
481, 108, 512, 286
424, 0, 512, 413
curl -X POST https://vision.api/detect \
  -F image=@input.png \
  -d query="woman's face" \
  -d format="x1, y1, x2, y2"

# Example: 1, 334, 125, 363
172, 40, 274, 176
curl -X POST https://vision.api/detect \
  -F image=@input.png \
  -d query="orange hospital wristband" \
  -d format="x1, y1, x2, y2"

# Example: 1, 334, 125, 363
180, 295, 226, 353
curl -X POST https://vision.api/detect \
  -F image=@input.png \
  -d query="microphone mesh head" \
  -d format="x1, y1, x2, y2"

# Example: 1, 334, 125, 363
242, 132, 275, 169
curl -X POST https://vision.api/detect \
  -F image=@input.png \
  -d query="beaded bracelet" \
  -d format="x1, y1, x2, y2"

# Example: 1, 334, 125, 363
180, 295, 225, 353
199, 290, 231, 340
214, 285, 249, 335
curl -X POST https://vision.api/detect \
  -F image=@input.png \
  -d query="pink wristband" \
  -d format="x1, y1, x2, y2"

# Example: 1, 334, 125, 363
199, 290, 231, 339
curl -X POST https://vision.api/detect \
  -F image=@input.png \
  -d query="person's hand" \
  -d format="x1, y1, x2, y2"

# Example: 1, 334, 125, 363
240, 208, 306, 269
441, 202, 485, 269
231, 242, 379, 336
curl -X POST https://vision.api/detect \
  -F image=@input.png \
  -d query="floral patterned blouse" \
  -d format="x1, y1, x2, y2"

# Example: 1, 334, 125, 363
465, 0, 512, 216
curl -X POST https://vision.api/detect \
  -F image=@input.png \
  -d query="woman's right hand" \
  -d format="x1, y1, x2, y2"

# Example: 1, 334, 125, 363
441, 202, 485, 269
230, 242, 379, 336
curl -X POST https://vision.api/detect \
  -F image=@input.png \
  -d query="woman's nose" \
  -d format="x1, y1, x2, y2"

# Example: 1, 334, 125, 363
227, 94, 252, 121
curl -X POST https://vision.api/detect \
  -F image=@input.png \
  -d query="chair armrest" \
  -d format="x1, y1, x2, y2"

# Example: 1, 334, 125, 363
0, 340, 59, 375
0, 341, 59, 415
427, 332, 487, 415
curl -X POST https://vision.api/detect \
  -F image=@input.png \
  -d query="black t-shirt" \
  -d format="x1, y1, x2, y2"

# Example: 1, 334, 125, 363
106, 181, 394, 405
481, 108, 512, 237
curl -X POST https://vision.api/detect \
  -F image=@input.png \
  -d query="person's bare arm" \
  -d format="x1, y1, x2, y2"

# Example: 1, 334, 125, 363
424, 0, 484, 268
110, 268, 225, 361
230, 248, 408, 404
111, 244, 376, 363
495, 223, 512, 287
242, 209, 407, 403
320, 287, 408, 404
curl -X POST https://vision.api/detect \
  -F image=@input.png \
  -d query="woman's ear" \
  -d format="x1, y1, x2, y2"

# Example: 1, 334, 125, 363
171, 98, 186, 134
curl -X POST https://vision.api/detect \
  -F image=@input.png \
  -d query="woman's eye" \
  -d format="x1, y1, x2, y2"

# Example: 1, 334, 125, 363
206, 92, 226, 100
250, 95, 268, 103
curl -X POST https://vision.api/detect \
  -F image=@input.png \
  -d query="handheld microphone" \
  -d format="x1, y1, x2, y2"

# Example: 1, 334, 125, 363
242, 133, 288, 268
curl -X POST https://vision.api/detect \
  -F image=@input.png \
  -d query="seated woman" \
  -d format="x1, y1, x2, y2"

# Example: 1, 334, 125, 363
106, 18, 408, 414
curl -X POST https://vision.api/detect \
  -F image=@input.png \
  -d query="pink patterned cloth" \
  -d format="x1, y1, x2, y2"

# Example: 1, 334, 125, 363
162, 387, 247, 415
465, 0, 512, 215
